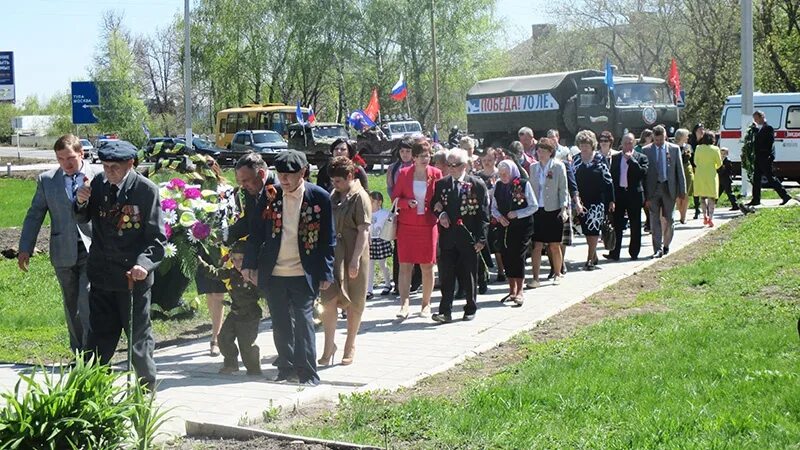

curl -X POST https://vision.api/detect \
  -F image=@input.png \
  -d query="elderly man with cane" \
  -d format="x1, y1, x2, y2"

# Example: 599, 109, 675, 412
75, 141, 166, 390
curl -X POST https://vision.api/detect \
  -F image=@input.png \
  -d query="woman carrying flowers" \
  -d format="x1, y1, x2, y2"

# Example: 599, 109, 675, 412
491, 160, 537, 306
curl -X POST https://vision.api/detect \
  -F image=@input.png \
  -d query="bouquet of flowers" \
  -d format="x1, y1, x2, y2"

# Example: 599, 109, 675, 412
157, 176, 238, 278
147, 154, 240, 279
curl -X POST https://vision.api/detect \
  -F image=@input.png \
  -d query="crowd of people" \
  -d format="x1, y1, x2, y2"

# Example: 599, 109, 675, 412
16, 109, 794, 387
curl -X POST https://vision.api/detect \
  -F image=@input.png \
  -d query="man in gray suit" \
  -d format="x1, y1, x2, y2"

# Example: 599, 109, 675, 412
643, 125, 686, 258
18, 134, 99, 352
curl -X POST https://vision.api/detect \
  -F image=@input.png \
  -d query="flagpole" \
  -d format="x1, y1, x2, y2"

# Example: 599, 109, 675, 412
405, 95, 411, 118
430, 0, 441, 127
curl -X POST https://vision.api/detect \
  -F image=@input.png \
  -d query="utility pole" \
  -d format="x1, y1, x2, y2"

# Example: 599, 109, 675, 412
430, 0, 441, 128
184, 0, 192, 147
740, 0, 754, 197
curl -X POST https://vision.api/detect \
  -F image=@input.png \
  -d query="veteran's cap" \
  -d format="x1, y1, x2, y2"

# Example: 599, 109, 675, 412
273, 150, 308, 173
98, 140, 138, 162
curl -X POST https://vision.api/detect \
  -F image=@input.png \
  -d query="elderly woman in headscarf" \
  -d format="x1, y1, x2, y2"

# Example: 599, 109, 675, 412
492, 159, 537, 305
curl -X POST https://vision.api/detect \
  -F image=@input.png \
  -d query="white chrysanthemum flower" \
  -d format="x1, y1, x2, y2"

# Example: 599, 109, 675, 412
163, 210, 178, 225
164, 242, 178, 258
186, 228, 199, 243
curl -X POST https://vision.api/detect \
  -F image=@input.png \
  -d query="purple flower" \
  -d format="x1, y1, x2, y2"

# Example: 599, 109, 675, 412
165, 223, 172, 239
191, 221, 211, 240
161, 198, 178, 211
184, 188, 202, 200
167, 178, 186, 190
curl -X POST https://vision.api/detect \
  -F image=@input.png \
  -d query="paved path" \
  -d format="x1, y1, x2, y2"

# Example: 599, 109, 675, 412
0, 201, 792, 437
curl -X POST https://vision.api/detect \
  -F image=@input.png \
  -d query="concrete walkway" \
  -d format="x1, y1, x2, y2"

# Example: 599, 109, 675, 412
0, 201, 790, 437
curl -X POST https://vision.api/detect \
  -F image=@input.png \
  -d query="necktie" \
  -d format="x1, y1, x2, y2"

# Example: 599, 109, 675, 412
108, 184, 119, 204
658, 147, 667, 182
66, 174, 77, 201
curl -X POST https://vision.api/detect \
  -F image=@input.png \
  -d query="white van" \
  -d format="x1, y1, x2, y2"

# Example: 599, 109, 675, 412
719, 92, 800, 181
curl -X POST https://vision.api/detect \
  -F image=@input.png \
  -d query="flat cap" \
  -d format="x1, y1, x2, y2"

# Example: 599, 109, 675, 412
98, 140, 138, 161
273, 150, 307, 173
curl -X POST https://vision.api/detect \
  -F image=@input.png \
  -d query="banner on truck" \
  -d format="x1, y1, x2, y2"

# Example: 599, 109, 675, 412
466, 93, 559, 115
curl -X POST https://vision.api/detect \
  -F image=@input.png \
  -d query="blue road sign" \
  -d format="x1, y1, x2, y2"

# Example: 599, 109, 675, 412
0, 51, 14, 102
72, 81, 99, 125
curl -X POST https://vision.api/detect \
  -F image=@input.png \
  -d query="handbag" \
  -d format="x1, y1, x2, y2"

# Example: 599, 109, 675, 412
379, 198, 399, 241
601, 213, 616, 251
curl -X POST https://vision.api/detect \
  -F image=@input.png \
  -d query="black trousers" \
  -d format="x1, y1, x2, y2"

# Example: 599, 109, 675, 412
264, 276, 318, 384
85, 284, 156, 387
718, 180, 738, 207
610, 189, 643, 259
219, 313, 261, 374
752, 154, 789, 203
437, 244, 478, 316
53, 241, 90, 353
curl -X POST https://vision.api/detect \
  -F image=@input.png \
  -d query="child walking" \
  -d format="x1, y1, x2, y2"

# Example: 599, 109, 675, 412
368, 191, 393, 299
198, 240, 263, 375
717, 147, 740, 211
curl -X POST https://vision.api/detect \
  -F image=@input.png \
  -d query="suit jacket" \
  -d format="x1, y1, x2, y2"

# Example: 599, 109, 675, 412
610, 151, 649, 203
75, 171, 166, 291
225, 170, 276, 245
243, 181, 335, 293
391, 165, 442, 227
19, 163, 99, 268
753, 124, 775, 157
643, 142, 686, 200
528, 159, 569, 212
430, 174, 489, 250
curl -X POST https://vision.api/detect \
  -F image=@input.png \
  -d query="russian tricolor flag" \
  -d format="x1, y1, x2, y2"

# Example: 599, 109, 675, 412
307, 107, 316, 124
390, 73, 408, 101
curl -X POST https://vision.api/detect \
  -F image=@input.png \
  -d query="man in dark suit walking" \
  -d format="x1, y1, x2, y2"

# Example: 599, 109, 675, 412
430, 148, 489, 323
242, 150, 335, 386
227, 153, 276, 244
19, 134, 99, 353
605, 133, 649, 261
748, 110, 792, 206
75, 141, 166, 389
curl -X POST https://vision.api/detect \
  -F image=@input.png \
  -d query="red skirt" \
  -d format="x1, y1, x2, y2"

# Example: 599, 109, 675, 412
396, 222, 438, 264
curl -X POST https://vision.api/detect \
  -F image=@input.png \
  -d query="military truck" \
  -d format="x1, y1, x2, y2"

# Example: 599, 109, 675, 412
466, 69, 680, 145
355, 118, 424, 156
287, 122, 351, 161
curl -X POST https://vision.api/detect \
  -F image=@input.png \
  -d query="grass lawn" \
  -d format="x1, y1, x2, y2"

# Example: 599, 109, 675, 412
0, 171, 390, 363
0, 178, 46, 228
280, 207, 800, 448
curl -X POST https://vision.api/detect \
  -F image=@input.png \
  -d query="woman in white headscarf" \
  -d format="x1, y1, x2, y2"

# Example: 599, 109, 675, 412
491, 160, 538, 305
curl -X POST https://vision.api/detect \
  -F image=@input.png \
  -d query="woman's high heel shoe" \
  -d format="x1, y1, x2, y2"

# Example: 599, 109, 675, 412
341, 347, 355, 366
396, 305, 409, 319
317, 344, 337, 366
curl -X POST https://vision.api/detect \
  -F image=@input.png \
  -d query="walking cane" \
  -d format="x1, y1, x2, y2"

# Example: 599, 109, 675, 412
125, 271, 135, 390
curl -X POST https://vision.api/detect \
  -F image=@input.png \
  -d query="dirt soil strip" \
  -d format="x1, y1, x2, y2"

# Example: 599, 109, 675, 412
0, 227, 49, 259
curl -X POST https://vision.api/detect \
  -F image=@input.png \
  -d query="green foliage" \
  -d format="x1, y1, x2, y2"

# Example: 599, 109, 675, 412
92, 12, 149, 145
0, 357, 170, 450
286, 207, 800, 448
0, 178, 48, 228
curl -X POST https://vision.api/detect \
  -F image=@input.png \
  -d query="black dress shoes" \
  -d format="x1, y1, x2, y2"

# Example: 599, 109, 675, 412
432, 313, 452, 324
663, 247, 670, 255
652, 250, 664, 259
780, 196, 792, 205
273, 372, 299, 383
478, 284, 488, 295
462, 314, 476, 321
603, 253, 620, 261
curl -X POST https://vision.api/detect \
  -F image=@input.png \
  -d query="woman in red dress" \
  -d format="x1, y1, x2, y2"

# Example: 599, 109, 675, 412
391, 139, 442, 319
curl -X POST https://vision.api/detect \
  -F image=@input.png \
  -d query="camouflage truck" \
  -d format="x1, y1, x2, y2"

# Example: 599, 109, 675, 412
355, 119, 424, 156
466, 70, 680, 146
288, 122, 351, 163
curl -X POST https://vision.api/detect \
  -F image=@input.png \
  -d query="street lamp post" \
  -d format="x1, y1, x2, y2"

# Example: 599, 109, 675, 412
184, 0, 192, 146
430, 0, 441, 129
740, 0, 754, 197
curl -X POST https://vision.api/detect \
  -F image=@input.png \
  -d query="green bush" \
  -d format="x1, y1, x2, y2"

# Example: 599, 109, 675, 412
0, 356, 170, 449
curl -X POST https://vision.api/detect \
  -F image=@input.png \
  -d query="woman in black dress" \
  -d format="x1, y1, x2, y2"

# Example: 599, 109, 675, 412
574, 130, 614, 271
492, 160, 537, 305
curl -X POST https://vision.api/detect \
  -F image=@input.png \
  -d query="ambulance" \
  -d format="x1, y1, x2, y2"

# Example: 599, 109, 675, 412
719, 92, 800, 181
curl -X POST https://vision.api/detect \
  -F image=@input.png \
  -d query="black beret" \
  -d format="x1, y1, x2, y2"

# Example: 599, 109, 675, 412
98, 140, 138, 161
273, 150, 307, 173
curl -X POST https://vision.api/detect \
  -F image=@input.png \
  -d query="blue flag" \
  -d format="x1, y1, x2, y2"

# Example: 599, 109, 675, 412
295, 100, 305, 125
604, 58, 614, 91
347, 110, 376, 131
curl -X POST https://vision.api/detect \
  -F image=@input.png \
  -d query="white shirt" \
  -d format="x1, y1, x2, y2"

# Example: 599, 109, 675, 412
63, 161, 86, 202
412, 180, 427, 215
371, 208, 390, 239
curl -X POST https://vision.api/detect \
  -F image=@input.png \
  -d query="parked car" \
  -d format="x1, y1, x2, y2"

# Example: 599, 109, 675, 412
230, 130, 288, 163
190, 136, 245, 166
80, 139, 97, 163
287, 122, 352, 164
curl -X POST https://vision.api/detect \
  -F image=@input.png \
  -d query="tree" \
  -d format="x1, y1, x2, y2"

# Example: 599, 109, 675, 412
92, 11, 149, 144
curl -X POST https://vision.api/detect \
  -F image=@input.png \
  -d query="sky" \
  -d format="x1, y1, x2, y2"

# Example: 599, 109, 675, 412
1, 0, 549, 103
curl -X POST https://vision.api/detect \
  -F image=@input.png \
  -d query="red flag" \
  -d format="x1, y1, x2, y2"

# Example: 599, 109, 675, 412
668, 58, 681, 103
364, 88, 380, 122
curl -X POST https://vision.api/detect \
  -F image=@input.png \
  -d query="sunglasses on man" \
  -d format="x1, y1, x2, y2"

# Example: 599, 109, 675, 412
447, 162, 465, 168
